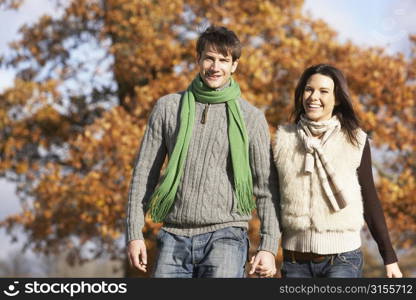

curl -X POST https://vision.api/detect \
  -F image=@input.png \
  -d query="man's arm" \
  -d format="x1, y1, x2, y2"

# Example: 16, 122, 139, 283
248, 112, 281, 276
126, 99, 167, 271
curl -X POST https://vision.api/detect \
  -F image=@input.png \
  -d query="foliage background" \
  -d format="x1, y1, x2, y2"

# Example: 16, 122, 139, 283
0, 0, 414, 277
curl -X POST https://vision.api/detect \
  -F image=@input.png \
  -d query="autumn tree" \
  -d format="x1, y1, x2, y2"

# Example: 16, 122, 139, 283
1, 0, 414, 277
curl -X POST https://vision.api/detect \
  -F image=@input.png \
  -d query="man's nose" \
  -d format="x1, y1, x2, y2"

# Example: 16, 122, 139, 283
210, 60, 219, 70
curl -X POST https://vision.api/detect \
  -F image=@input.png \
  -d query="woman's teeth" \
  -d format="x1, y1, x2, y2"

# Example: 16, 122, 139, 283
308, 104, 321, 108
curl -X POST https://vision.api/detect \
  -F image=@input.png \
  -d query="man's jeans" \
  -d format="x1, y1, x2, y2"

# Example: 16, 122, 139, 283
281, 248, 363, 278
153, 226, 249, 278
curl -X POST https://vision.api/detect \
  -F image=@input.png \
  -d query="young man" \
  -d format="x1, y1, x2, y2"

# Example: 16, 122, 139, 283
126, 26, 280, 278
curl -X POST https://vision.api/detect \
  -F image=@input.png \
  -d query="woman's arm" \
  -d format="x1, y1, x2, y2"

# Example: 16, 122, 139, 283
358, 138, 402, 278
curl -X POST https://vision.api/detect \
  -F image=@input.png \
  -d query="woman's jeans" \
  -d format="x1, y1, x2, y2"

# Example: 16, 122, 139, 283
281, 248, 363, 278
153, 226, 249, 278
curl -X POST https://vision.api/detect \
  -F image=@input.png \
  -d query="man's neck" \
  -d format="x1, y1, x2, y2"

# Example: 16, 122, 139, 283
214, 79, 231, 91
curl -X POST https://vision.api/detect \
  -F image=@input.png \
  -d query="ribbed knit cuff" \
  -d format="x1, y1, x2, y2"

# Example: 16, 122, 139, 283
258, 235, 279, 256
127, 226, 144, 243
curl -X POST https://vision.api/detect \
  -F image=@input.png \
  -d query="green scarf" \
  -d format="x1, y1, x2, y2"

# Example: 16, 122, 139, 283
148, 76, 255, 222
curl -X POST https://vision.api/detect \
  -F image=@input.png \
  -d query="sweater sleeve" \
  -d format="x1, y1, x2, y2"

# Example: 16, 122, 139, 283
126, 100, 167, 242
249, 113, 281, 255
359, 139, 398, 265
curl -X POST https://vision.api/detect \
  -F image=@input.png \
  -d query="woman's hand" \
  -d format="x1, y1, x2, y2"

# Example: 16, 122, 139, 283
385, 262, 403, 278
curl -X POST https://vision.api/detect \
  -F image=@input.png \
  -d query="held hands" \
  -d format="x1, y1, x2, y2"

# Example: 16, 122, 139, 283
385, 262, 403, 278
249, 250, 277, 278
127, 239, 147, 272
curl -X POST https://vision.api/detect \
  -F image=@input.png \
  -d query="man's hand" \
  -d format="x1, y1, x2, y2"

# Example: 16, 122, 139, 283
249, 250, 276, 278
127, 239, 147, 272
385, 262, 403, 278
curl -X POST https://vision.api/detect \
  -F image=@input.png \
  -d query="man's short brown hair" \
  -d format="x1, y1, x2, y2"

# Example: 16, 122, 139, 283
196, 26, 242, 62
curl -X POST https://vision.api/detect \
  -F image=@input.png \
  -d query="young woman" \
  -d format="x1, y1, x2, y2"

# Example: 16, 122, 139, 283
273, 64, 402, 278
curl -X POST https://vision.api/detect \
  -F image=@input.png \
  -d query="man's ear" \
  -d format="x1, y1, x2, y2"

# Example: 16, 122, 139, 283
231, 59, 239, 74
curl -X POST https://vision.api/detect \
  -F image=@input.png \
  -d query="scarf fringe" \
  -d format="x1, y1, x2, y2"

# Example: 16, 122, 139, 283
149, 187, 176, 223
235, 179, 256, 215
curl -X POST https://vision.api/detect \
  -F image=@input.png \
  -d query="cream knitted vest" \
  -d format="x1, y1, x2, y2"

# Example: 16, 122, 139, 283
274, 124, 367, 254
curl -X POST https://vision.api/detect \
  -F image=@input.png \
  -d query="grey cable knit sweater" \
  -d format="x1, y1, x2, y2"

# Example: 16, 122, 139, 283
126, 92, 281, 255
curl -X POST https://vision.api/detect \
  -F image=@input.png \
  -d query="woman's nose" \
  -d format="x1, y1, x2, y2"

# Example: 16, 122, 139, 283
310, 90, 320, 100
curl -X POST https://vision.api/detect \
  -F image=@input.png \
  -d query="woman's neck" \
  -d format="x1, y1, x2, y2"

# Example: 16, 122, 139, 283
311, 132, 323, 138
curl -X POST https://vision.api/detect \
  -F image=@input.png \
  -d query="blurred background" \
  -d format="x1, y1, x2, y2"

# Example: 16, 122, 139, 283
0, 0, 415, 277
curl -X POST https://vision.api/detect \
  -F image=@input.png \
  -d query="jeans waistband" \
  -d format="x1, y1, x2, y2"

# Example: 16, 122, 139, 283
283, 249, 336, 263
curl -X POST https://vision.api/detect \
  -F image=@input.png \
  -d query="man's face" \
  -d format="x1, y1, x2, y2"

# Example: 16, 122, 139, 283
197, 44, 238, 89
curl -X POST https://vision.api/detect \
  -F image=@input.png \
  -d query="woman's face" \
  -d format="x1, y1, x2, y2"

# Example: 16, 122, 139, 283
302, 73, 336, 122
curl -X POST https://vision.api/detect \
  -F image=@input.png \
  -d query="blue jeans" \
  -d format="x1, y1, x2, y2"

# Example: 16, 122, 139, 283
281, 248, 363, 278
153, 226, 249, 278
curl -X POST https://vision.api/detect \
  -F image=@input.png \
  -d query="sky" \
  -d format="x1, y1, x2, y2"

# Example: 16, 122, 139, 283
0, 0, 60, 92
0, 0, 415, 262
302, 0, 415, 55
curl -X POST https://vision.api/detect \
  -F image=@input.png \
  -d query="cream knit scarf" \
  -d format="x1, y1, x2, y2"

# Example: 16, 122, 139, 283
297, 115, 347, 211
